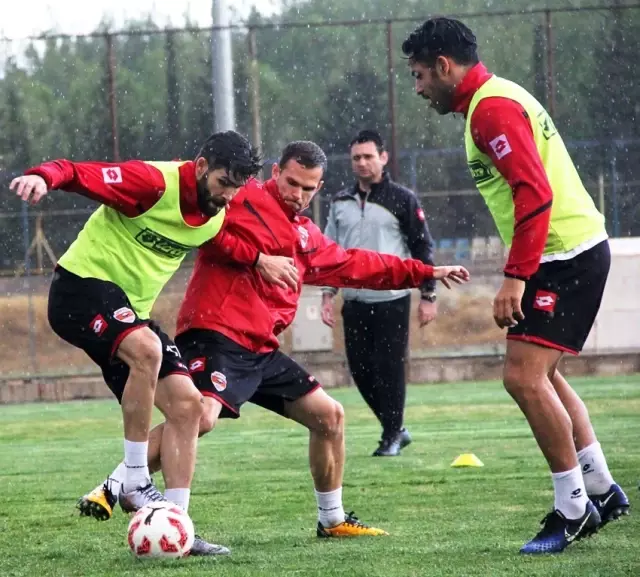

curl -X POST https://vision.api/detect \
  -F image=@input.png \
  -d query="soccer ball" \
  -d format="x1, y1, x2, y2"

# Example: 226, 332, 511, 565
127, 502, 195, 558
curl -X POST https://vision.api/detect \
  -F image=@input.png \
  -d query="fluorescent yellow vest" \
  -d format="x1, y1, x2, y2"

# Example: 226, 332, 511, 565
465, 75, 605, 256
58, 161, 224, 319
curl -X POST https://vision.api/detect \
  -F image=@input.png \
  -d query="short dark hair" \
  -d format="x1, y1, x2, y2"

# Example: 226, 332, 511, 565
349, 129, 385, 154
402, 17, 479, 67
279, 141, 327, 172
196, 130, 262, 182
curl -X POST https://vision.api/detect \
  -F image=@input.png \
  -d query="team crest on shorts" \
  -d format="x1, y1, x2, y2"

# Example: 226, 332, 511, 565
113, 307, 136, 323
210, 371, 227, 392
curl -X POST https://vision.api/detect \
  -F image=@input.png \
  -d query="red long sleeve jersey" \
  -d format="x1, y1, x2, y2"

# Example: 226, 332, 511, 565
453, 63, 554, 279
176, 178, 436, 353
25, 158, 210, 225
24, 157, 261, 262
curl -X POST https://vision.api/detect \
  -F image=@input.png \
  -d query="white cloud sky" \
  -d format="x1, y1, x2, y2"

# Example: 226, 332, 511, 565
1, 0, 281, 39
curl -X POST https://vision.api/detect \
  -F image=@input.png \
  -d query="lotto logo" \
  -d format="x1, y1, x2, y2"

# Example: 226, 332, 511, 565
189, 358, 205, 372
90, 314, 108, 336
102, 166, 122, 183
489, 134, 512, 160
533, 290, 558, 312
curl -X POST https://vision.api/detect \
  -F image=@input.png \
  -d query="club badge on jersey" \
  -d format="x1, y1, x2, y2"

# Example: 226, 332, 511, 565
298, 226, 309, 249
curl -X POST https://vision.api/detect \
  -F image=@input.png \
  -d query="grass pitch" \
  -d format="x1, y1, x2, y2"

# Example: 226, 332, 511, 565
1, 375, 639, 576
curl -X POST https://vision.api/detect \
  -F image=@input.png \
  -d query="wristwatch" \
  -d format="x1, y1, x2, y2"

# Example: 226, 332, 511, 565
421, 292, 437, 303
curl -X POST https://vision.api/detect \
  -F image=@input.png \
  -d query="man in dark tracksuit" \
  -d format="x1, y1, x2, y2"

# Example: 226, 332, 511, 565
320, 129, 437, 456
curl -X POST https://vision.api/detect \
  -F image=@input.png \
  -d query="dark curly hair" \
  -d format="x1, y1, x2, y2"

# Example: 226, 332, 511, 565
402, 17, 479, 67
196, 131, 263, 183
279, 140, 327, 172
349, 129, 385, 154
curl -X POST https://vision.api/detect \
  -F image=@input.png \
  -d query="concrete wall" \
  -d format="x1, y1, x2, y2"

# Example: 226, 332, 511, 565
584, 238, 640, 352
3, 237, 639, 405
3, 350, 639, 404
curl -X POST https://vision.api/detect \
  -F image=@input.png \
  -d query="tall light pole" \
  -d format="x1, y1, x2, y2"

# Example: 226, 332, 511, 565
211, 0, 236, 131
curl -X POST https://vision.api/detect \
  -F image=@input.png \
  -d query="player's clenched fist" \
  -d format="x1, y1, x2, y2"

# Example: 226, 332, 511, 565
10, 175, 49, 205
432, 265, 470, 289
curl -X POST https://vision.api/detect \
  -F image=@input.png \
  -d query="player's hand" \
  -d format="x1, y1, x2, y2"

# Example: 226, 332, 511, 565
10, 175, 49, 205
493, 277, 526, 328
321, 293, 336, 328
255, 253, 299, 290
432, 265, 470, 289
418, 299, 437, 327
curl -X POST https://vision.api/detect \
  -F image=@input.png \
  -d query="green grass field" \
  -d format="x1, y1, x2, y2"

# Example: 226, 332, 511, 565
1, 375, 639, 577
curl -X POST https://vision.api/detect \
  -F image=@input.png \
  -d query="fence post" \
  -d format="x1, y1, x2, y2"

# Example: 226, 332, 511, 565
409, 150, 418, 192
544, 10, 556, 118
247, 27, 263, 178
611, 149, 620, 237
21, 203, 37, 375
386, 20, 399, 181
597, 170, 605, 217
166, 30, 181, 158
106, 34, 120, 161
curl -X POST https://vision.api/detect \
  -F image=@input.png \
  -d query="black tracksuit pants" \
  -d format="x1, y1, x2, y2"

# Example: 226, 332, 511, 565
341, 295, 411, 440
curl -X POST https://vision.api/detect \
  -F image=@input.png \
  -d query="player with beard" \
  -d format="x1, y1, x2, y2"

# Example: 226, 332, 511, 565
10, 131, 263, 555
401, 18, 629, 554
77, 140, 469, 548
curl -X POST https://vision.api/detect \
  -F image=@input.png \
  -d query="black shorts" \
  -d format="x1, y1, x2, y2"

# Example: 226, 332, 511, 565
175, 329, 320, 419
48, 266, 190, 402
507, 240, 610, 354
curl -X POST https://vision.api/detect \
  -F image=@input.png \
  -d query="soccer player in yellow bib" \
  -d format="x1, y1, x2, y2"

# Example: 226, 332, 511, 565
11, 131, 262, 555
401, 17, 629, 554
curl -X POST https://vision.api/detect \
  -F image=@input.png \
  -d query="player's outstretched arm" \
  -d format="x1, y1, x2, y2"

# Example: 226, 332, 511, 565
10, 159, 165, 216
202, 227, 300, 291
432, 265, 470, 289
10, 174, 49, 205
300, 221, 470, 290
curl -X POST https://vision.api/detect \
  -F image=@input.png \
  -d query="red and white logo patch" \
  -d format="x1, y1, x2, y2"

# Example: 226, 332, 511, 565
102, 166, 122, 184
210, 371, 227, 392
90, 314, 108, 336
533, 290, 558, 312
416, 208, 425, 222
189, 358, 206, 373
114, 307, 136, 323
489, 134, 512, 160
298, 226, 309, 249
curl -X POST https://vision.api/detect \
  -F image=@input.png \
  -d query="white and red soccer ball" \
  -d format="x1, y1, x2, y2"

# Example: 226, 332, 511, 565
127, 502, 195, 558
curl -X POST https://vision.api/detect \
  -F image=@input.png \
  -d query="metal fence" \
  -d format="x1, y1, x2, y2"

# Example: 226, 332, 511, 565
0, 4, 639, 376
1, 3, 639, 274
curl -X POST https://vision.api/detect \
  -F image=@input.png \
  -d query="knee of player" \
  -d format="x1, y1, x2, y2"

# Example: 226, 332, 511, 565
503, 361, 526, 395
316, 400, 345, 438
198, 402, 219, 435
165, 388, 204, 427
121, 328, 163, 374
503, 360, 545, 399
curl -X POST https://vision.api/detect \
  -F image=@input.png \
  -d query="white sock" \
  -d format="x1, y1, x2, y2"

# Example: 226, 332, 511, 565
315, 487, 345, 528
552, 466, 590, 520
577, 442, 616, 495
123, 439, 150, 493
164, 488, 191, 512
106, 462, 127, 496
